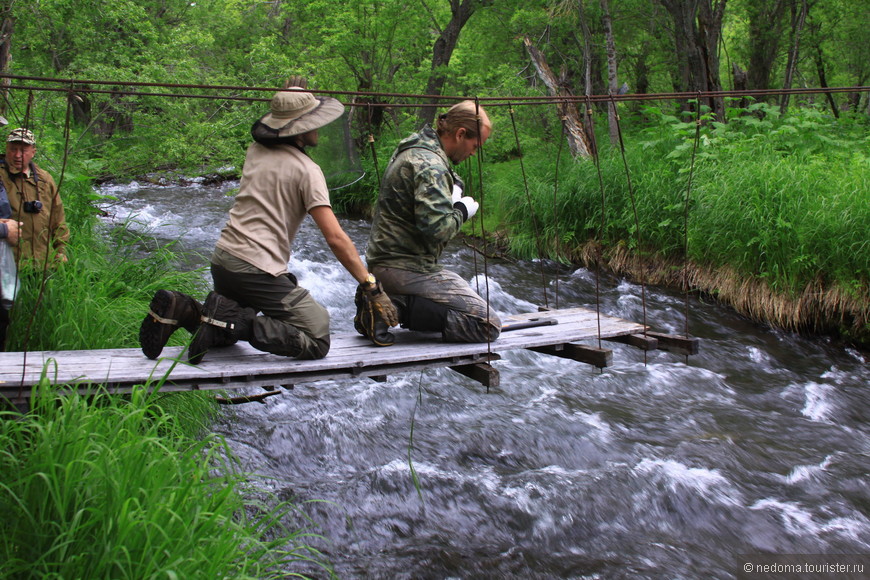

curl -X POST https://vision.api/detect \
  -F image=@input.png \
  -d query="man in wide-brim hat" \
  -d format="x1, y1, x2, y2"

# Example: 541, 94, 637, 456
139, 82, 398, 363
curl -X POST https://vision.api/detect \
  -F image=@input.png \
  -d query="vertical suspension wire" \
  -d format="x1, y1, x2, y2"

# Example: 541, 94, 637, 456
551, 116, 566, 310
18, 90, 43, 359
681, 94, 704, 363
466, 153, 480, 295
16, 88, 76, 396
471, 97, 494, 388
366, 103, 383, 190
584, 96, 607, 350
23, 90, 33, 129
507, 103, 549, 309
608, 93, 648, 363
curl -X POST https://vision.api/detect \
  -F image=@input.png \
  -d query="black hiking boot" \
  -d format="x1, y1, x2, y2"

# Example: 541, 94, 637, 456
139, 290, 203, 360
188, 291, 255, 365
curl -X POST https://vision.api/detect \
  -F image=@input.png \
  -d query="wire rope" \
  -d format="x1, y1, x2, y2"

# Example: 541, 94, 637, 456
550, 119, 566, 310
471, 97, 494, 391
584, 96, 608, 350
609, 93, 648, 364
680, 95, 704, 363
507, 103, 549, 309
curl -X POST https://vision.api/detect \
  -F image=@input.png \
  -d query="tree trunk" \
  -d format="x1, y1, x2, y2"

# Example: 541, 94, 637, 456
523, 36, 593, 159
696, 0, 727, 121
659, 0, 698, 97
745, 0, 787, 91
417, 0, 479, 127
600, 0, 620, 146
732, 63, 749, 108
0, 7, 13, 118
814, 44, 838, 118
658, 0, 727, 120
780, 0, 809, 114
575, 0, 598, 152
575, 0, 594, 98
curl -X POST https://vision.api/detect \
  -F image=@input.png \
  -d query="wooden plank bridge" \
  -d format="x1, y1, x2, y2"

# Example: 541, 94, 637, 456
0, 307, 698, 406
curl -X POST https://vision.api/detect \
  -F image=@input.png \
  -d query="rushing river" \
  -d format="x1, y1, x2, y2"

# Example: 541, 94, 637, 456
99, 181, 869, 579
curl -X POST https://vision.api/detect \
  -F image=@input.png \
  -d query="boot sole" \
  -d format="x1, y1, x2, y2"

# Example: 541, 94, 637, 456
139, 290, 178, 360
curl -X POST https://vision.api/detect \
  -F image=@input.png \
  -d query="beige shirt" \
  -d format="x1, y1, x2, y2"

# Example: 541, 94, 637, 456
215, 143, 330, 276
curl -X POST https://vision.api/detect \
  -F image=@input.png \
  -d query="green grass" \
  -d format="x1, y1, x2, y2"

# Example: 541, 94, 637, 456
491, 102, 870, 298
6, 203, 209, 353
1, 383, 333, 579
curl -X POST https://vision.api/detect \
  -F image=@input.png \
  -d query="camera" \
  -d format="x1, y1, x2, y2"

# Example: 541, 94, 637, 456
23, 200, 43, 214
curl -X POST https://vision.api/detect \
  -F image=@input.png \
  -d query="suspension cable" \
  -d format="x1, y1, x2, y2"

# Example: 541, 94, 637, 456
609, 93, 648, 364
681, 95, 704, 362
366, 104, 383, 190
471, 97, 494, 389
550, 118, 566, 310
584, 95, 607, 350
507, 103, 549, 309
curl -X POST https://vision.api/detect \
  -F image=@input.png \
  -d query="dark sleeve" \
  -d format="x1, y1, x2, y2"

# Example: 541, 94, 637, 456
0, 222, 7, 239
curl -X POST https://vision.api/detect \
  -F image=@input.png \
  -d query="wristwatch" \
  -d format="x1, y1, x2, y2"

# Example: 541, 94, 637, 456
364, 273, 377, 286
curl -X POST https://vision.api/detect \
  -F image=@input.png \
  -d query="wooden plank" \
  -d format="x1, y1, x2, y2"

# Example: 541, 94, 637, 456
605, 333, 659, 351
646, 332, 700, 356
449, 361, 500, 389
527, 343, 613, 368
0, 307, 655, 397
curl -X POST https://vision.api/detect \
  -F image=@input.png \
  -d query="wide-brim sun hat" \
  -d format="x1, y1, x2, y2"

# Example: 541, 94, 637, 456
257, 86, 344, 138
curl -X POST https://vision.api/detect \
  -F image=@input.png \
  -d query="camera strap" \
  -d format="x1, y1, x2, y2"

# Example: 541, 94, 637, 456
0, 159, 41, 203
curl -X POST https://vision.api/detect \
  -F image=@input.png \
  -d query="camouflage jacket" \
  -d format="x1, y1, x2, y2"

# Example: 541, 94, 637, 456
365, 125, 464, 273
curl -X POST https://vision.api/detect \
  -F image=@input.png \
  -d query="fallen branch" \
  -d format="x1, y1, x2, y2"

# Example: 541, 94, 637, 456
215, 389, 283, 405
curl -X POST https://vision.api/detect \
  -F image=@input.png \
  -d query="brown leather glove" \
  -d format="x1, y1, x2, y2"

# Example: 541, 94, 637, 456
362, 279, 399, 327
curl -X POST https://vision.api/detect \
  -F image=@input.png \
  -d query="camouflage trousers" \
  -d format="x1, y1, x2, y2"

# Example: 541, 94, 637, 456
372, 266, 501, 343
210, 249, 330, 359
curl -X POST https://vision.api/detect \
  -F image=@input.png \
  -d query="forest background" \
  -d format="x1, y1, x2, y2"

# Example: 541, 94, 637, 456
1, 1, 867, 577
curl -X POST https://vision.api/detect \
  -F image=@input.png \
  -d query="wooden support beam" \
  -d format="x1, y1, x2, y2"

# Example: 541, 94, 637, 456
449, 362, 500, 389
528, 343, 613, 369
645, 332, 700, 356
215, 388, 283, 405
605, 333, 659, 351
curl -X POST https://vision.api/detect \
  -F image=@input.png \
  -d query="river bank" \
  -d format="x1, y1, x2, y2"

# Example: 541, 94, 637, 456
572, 242, 869, 351
463, 232, 869, 352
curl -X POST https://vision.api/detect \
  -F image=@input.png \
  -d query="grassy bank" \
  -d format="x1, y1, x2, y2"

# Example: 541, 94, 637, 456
475, 103, 869, 347
1, 384, 331, 579
2, 181, 332, 577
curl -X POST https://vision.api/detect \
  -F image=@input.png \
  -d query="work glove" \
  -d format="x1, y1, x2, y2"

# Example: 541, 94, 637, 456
453, 195, 479, 222
362, 279, 399, 327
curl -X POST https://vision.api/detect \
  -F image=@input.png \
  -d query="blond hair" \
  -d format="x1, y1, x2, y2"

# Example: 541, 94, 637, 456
435, 100, 491, 141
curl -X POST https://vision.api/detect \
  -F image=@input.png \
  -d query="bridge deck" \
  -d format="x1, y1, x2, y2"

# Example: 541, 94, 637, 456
0, 307, 698, 404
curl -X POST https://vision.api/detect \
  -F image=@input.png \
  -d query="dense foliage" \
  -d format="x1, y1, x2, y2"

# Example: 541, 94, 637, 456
1, 0, 867, 177
495, 101, 869, 296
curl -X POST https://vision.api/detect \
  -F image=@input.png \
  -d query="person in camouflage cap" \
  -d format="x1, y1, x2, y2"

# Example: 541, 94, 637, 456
1, 128, 69, 267
361, 100, 501, 345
